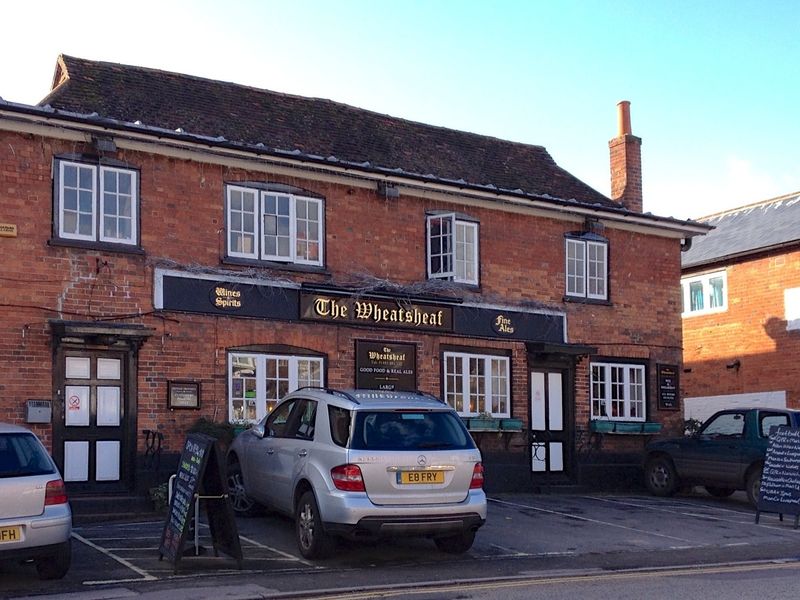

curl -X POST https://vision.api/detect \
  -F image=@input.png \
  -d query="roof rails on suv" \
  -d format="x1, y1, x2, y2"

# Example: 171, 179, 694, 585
294, 387, 359, 404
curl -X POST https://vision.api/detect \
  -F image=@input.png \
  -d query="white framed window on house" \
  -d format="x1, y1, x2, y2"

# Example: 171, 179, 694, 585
565, 235, 608, 300
681, 271, 727, 316
590, 362, 646, 421
228, 352, 324, 423
226, 185, 324, 266
55, 160, 138, 245
443, 351, 509, 417
427, 213, 479, 285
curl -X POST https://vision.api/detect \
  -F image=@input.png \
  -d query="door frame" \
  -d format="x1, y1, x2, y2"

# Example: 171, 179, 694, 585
50, 320, 152, 495
527, 354, 577, 485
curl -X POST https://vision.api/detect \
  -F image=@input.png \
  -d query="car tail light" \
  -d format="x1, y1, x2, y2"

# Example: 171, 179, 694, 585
470, 463, 484, 490
45, 479, 69, 505
331, 464, 365, 492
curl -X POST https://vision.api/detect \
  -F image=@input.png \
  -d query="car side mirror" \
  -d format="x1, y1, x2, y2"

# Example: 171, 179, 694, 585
252, 423, 266, 439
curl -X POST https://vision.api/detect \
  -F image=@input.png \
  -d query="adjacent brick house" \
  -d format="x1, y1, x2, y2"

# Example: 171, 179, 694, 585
681, 192, 800, 422
0, 55, 708, 497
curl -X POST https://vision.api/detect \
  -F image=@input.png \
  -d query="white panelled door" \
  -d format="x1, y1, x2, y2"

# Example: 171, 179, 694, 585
530, 370, 569, 476
56, 351, 131, 493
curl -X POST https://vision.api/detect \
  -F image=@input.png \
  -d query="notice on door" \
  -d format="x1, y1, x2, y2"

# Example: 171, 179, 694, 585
355, 340, 416, 391
65, 386, 90, 426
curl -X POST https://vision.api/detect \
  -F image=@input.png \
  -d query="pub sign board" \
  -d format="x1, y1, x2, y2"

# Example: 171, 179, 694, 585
355, 340, 417, 391
657, 364, 680, 410
301, 292, 454, 332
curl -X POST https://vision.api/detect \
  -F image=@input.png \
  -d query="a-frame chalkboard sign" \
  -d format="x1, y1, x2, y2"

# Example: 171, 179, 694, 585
158, 433, 243, 572
755, 426, 800, 528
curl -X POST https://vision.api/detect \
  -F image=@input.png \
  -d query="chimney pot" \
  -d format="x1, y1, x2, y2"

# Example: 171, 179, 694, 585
609, 100, 642, 212
617, 100, 632, 136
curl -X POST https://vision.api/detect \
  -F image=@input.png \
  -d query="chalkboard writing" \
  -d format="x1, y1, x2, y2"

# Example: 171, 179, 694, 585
756, 426, 800, 527
656, 364, 679, 410
158, 433, 243, 571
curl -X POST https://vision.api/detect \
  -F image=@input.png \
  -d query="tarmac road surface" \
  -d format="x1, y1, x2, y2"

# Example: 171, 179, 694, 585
2, 490, 799, 599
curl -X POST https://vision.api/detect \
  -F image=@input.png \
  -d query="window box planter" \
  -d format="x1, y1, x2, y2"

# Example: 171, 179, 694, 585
613, 422, 644, 434
500, 418, 523, 431
642, 422, 663, 434
590, 420, 615, 433
468, 418, 501, 431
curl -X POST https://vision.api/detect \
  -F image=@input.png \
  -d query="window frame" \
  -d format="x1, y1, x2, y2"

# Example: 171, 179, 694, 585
590, 361, 646, 422
681, 270, 728, 317
55, 159, 139, 246
565, 235, 608, 301
442, 351, 510, 417
426, 213, 479, 285
225, 185, 324, 266
228, 352, 324, 424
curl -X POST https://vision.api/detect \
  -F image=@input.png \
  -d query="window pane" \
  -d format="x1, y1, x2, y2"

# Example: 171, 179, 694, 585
689, 281, 704, 311
709, 277, 724, 307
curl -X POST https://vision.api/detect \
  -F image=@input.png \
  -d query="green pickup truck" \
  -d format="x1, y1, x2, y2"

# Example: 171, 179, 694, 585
644, 408, 800, 506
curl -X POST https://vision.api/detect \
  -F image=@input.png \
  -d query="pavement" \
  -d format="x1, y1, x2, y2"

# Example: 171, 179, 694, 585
2, 489, 800, 599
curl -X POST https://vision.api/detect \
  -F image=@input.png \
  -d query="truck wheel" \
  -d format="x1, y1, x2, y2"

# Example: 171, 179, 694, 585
296, 491, 336, 559
434, 530, 476, 554
645, 456, 678, 497
705, 486, 735, 498
746, 467, 762, 507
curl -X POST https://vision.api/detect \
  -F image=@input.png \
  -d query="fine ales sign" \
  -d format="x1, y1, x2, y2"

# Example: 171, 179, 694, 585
301, 293, 453, 332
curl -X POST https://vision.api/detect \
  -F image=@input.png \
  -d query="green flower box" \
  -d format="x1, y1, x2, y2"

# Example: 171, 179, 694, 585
643, 422, 663, 434
590, 420, 615, 433
614, 422, 644, 434
500, 418, 523, 431
468, 418, 500, 431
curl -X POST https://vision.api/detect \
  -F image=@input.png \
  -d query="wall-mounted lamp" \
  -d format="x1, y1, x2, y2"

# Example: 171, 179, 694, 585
726, 359, 741, 371
377, 181, 400, 200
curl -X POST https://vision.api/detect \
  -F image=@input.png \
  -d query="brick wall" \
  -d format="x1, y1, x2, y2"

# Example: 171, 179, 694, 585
682, 248, 800, 408
0, 128, 686, 460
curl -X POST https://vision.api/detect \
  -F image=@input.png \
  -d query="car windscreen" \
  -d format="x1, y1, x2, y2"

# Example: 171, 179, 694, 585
0, 433, 56, 478
350, 410, 475, 451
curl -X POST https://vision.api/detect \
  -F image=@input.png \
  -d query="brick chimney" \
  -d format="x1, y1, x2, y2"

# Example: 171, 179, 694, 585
609, 100, 643, 212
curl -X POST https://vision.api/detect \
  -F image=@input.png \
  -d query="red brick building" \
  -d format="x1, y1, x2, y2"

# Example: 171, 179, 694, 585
681, 193, 800, 423
0, 55, 708, 497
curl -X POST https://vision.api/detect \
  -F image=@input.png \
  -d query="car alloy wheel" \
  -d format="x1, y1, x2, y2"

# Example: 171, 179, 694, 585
227, 461, 258, 516
295, 490, 335, 559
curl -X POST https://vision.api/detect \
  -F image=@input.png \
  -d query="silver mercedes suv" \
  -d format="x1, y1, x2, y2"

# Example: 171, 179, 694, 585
227, 388, 486, 559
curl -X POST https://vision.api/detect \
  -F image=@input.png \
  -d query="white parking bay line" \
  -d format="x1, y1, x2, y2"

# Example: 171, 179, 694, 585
72, 532, 157, 582
489, 497, 695, 543
237, 534, 316, 567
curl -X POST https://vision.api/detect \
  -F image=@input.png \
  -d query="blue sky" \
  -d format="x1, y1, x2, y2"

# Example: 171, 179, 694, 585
2, 0, 798, 219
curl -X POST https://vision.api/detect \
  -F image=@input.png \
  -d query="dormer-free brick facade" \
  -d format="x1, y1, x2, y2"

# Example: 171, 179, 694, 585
0, 56, 708, 496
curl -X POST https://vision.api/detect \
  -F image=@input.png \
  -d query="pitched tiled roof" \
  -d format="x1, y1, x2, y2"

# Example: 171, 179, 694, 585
681, 192, 800, 268
40, 55, 617, 208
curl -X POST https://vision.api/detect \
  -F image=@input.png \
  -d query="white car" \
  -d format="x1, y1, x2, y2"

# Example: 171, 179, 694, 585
0, 423, 72, 579
227, 388, 486, 559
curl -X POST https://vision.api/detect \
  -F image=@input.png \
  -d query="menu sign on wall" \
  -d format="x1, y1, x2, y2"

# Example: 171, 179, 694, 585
355, 341, 417, 391
657, 364, 680, 410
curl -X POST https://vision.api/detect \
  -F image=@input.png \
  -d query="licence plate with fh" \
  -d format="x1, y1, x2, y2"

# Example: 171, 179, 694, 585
0, 526, 22, 543
397, 470, 444, 484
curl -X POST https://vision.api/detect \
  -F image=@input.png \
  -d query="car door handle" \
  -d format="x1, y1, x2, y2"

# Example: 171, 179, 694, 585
266, 448, 274, 455
298, 449, 308, 457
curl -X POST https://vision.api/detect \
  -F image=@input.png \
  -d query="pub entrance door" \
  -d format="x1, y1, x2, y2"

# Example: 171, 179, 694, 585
529, 368, 573, 482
